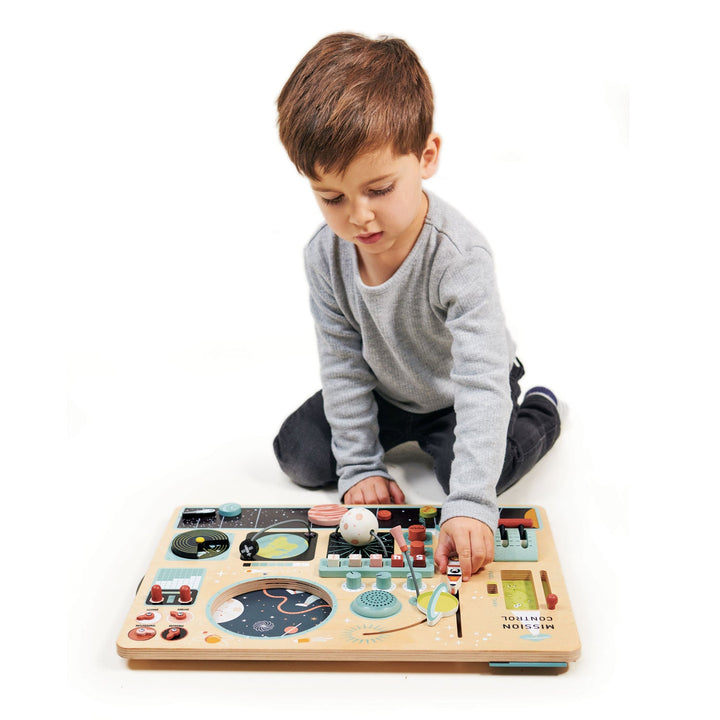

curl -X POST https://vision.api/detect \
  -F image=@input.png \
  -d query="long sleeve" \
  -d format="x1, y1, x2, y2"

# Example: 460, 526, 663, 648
434, 248, 513, 529
304, 237, 393, 498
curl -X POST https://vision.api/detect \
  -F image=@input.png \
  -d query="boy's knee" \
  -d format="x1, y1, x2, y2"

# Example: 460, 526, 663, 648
519, 394, 561, 448
273, 411, 336, 490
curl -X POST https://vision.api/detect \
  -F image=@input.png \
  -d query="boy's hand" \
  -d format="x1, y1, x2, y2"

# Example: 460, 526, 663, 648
343, 476, 405, 506
435, 517, 495, 581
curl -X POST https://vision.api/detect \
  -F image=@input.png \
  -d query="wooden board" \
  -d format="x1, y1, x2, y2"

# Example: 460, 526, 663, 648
116, 504, 581, 667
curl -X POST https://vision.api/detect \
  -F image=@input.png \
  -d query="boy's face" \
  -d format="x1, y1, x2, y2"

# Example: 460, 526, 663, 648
309, 136, 440, 269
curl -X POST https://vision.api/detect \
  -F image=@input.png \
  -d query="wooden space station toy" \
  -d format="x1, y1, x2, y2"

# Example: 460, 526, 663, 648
117, 503, 581, 669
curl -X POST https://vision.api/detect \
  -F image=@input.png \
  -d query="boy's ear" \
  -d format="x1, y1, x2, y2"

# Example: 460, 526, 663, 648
420, 133, 441, 179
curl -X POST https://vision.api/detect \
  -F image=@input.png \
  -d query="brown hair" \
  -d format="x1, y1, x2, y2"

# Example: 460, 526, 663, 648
277, 33, 434, 180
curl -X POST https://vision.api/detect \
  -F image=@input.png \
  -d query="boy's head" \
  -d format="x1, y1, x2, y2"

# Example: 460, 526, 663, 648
277, 33, 434, 180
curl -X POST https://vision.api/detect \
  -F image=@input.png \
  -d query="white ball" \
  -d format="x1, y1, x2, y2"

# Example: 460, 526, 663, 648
339, 508, 379, 546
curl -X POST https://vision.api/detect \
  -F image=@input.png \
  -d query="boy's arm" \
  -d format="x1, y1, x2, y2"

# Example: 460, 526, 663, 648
305, 239, 393, 498
437, 247, 513, 536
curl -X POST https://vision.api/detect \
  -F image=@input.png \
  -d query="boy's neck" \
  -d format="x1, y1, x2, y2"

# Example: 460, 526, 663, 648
357, 251, 409, 286
356, 192, 428, 286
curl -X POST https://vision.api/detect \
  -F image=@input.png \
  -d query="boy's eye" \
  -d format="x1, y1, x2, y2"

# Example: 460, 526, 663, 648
318, 183, 394, 206
370, 183, 394, 197
320, 195, 343, 206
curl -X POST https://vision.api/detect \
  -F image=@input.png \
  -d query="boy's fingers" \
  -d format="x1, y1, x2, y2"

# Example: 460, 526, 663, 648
360, 477, 403, 505
374, 478, 393, 504
389, 480, 405, 504
435, 519, 496, 581
482, 528, 495, 565
458, 546, 474, 580
433, 536, 450, 574
460, 532, 491, 580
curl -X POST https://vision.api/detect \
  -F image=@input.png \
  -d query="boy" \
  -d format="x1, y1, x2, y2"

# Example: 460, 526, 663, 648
273, 33, 561, 581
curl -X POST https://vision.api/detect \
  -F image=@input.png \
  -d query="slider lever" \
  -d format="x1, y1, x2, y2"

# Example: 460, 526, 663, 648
390, 525, 421, 599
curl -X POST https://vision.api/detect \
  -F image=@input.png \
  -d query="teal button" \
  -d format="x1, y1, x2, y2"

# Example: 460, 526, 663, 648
218, 503, 242, 518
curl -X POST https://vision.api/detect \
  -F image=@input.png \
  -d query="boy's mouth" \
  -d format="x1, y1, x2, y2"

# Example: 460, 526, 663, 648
355, 231, 383, 245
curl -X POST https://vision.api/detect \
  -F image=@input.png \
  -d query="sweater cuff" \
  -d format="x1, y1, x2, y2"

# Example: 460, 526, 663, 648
440, 497, 499, 533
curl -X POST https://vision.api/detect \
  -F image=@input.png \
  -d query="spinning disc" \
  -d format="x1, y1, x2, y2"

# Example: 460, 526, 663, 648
209, 578, 335, 639
171, 530, 230, 559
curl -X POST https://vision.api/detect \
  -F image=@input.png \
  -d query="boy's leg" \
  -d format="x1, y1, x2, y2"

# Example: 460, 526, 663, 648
496, 361, 561, 494
413, 407, 456, 495
274, 390, 418, 491
272, 391, 337, 489
273, 365, 560, 496
413, 359, 561, 497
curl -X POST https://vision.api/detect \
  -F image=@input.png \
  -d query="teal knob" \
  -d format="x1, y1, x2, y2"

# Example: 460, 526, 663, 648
376, 572, 392, 590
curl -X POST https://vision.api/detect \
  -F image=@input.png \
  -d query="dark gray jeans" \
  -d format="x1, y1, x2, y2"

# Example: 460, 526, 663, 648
273, 359, 560, 498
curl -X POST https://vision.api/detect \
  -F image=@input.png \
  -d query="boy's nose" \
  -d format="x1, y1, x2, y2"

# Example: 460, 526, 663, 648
348, 198, 374, 227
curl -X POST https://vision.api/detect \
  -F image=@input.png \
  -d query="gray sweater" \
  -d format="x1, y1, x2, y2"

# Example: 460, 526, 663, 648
304, 190, 515, 530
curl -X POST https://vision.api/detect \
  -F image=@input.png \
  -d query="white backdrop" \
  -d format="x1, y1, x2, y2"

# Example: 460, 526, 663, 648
2, 0, 716, 715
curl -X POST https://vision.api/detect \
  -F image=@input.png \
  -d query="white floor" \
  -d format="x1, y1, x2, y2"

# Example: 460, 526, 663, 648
4, 1, 717, 716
